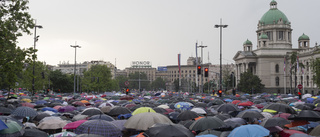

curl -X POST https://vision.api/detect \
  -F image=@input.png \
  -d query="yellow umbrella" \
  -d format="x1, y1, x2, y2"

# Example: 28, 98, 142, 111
80, 100, 89, 104
21, 98, 31, 103
132, 107, 155, 115
263, 109, 277, 113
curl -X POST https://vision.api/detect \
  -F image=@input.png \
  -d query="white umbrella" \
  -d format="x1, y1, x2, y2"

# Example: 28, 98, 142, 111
302, 94, 312, 99
191, 107, 207, 115
157, 105, 169, 109
37, 119, 67, 130
124, 112, 172, 130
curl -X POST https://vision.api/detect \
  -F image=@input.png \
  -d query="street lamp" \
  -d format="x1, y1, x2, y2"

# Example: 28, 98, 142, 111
214, 18, 228, 92
197, 44, 207, 93
71, 44, 81, 94
32, 24, 43, 97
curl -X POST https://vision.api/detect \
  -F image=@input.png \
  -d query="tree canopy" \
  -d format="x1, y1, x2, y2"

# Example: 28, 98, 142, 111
237, 71, 265, 93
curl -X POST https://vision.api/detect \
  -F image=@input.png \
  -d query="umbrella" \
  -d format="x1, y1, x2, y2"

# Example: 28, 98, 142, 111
196, 135, 218, 137
153, 107, 167, 114
124, 112, 172, 130
189, 116, 226, 131
132, 107, 156, 115
288, 110, 320, 121
236, 111, 264, 119
278, 129, 307, 137
0, 120, 24, 137
110, 120, 127, 131
88, 114, 114, 121
157, 104, 170, 109
0, 119, 8, 130
100, 106, 112, 114
174, 102, 192, 111
237, 102, 252, 106
0, 107, 12, 115
177, 110, 199, 121
21, 102, 34, 108
262, 103, 297, 114
35, 100, 47, 105
259, 117, 290, 128
309, 124, 320, 136
72, 114, 88, 121
63, 120, 88, 129
75, 134, 104, 137
75, 120, 122, 137
37, 118, 67, 130
228, 125, 270, 137
81, 108, 103, 117
11, 106, 37, 118
260, 112, 273, 121
214, 114, 232, 121
191, 107, 207, 115
295, 104, 313, 110
58, 106, 76, 113
198, 129, 222, 136
41, 107, 58, 113
216, 104, 239, 113
22, 128, 48, 137
49, 131, 77, 137
273, 113, 291, 120
231, 100, 241, 105
223, 118, 246, 129
145, 123, 194, 137
108, 107, 131, 116
33, 113, 51, 122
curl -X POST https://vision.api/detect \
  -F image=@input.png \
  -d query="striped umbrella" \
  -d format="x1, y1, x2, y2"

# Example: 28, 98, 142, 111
75, 120, 121, 137
11, 106, 37, 118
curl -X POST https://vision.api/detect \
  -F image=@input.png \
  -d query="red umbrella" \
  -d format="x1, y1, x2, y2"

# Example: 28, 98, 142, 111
164, 109, 174, 115
21, 102, 35, 108
72, 101, 86, 106
125, 104, 136, 108
278, 129, 306, 137
232, 100, 241, 105
246, 101, 254, 105
63, 120, 87, 129
273, 113, 291, 120
237, 102, 252, 106
120, 96, 134, 101
255, 104, 264, 109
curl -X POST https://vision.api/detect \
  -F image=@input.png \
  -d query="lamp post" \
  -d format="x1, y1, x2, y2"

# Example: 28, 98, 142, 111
32, 24, 43, 97
71, 44, 81, 94
215, 18, 228, 92
197, 44, 207, 93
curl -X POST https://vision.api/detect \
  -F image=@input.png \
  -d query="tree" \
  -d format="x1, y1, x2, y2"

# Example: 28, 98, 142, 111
151, 77, 166, 91
237, 71, 265, 93
0, 0, 34, 90
81, 65, 116, 92
311, 58, 320, 88
128, 72, 150, 91
222, 65, 233, 90
48, 70, 73, 93
116, 75, 128, 90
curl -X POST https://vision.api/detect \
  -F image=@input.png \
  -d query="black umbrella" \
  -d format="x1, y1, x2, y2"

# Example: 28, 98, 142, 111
216, 104, 240, 113
259, 117, 290, 128
145, 123, 194, 137
81, 108, 103, 117
153, 107, 167, 114
178, 120, 194, 129
198, 129, 222, 136
33, 113, 51, 122
189, 116, 226, 131
288, 110, 320, 121
88, 114, 115, 121
21, 128, 48, 137
262, 103, 297, 114
223, 118, 246, 129
295, 104, 313, 110
11, 106, 37, 118
195, 102, 207, 108
76, 134, 104, 137
177, 110, 199, 121
0, 107, 12, 115
108, 107, 131, 116
236, 111, 264, 119
214, 114, 232, 121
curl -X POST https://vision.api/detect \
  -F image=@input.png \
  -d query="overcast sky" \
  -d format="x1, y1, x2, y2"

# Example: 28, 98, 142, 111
17, 0, 320, 70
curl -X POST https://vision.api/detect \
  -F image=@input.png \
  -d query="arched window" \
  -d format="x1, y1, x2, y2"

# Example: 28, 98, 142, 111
276, 77, 279, 86
275, 64, 279, 73
307, 76, 309, 86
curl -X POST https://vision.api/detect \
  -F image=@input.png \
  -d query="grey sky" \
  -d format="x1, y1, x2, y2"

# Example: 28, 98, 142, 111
17, 0, 320, 70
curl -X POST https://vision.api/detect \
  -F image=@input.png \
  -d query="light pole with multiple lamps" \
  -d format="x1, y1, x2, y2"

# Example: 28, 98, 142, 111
71, 44, 81, 94
32, 24, 43, 96
215, 19, 228, 93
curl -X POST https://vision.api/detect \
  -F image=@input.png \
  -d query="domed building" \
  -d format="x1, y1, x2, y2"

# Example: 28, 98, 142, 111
233, 0, 320, 94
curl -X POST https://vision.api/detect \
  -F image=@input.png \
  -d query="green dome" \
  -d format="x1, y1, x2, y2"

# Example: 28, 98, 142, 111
260, 1, 290, 25
299, 33, 310, 40
259, 33, 268, 39
243, 39, 252, 45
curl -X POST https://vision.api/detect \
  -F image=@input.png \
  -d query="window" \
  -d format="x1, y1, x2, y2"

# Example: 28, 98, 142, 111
301, 76, 303, 84
307, 76, 309, 86
266, 31, 272, 40
276, 77, 279, 86
275, 64, 279, 73
278, 31, 284, 40
307, 62, 309, 71
288, 32, 291, 42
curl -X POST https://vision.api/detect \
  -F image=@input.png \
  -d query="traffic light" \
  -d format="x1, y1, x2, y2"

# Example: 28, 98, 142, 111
204, 68, 209, 77
197, 65, 201, 75
298, 91, 302, 99
126, 88, 129, 95
41, 72, 45, 79
218, 90, 222, 97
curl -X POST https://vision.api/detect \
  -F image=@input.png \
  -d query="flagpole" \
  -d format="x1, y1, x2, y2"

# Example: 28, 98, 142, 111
284, 56, 286, 94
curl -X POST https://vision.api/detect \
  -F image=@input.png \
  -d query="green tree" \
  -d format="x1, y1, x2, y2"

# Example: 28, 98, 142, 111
48, 70, 73, 93
128, 72, 150, 91
151, 77, 166, 91
237, 71, 265, 93
0, 0, 34, 90
311, 58, 320, 88
116, 75, 128, 90
81, 65, 116, 92
17, 61, 50, 92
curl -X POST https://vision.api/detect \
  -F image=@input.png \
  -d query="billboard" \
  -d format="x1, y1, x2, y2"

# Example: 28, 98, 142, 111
158, 66, 167, 71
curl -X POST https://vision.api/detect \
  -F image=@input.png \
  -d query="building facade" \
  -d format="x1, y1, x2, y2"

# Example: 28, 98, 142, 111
233, 0, 320, 94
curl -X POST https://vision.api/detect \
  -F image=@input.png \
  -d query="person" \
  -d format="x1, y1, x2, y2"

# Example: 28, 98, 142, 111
22, 117, 36, 129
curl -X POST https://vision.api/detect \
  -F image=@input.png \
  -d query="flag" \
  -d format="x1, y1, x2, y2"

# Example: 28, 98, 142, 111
297, 56, 299, 74
284, 56, 286, 72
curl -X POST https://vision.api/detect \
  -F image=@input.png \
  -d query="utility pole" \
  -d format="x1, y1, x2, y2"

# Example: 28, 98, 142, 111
198, 44, 207, 93
71, 43, 81, 94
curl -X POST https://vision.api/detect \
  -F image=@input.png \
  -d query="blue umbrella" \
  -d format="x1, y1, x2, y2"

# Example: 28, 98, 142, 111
174, 102, 192, 111
41, 107, 58, 113
228, 125, 269, 137
35, 100, 47, 105
224, 99, 233, 102
306, 98, 314, 103
0, 119, 8, 131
